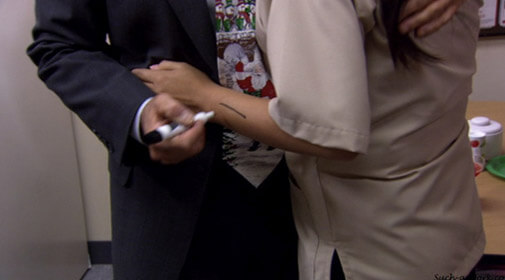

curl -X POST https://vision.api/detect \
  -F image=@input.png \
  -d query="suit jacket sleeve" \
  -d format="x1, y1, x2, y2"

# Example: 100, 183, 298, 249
27, 0, 153, 166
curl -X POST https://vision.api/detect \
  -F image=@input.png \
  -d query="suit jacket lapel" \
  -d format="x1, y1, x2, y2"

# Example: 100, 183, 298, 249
167, 0, 217, 73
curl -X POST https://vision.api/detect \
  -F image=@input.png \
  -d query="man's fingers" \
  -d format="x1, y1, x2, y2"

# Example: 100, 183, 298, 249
141, 94, 195, 136
154, 95, 194, 126
171, 122, 206, 152
148, 122, 206, 164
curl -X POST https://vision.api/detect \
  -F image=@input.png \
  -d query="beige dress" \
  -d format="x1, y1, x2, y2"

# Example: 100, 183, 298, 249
257, 0, 486, 279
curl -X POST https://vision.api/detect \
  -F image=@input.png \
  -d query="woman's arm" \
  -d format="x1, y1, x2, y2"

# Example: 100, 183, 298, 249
132, 62, 355, 160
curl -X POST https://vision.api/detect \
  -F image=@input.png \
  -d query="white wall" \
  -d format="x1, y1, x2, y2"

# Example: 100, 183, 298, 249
72, 117, 111, 241
472, 37, 505, 101
0, 0, 89, 278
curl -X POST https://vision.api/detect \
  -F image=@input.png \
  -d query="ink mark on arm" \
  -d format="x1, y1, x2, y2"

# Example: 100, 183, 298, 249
219, 103, 247, 119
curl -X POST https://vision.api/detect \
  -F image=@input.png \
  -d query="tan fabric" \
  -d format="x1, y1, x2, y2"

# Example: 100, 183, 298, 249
257, 0, 371, 153
257, 0, 486, 279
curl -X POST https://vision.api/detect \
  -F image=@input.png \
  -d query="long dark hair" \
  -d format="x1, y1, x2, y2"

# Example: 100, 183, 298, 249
381, 0, 439, 67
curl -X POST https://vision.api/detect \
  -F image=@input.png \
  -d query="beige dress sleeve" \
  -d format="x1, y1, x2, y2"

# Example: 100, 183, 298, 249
257, 0, 371, 153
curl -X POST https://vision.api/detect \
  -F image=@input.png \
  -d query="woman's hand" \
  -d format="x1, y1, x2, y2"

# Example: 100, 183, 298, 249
132, 61, 217, 111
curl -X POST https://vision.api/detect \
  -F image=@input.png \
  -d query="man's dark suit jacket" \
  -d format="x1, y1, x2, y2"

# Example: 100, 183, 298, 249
27, 0, 297, 279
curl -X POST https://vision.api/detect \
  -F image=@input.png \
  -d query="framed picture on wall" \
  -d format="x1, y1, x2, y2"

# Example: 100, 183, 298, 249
479, 0, 505, 36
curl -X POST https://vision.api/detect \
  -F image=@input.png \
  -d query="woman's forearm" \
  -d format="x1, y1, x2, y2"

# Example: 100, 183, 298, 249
131, 62, 355, 159
201, 83, 354, 159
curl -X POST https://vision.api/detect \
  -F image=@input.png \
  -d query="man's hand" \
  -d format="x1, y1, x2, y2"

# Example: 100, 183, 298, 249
399, 0, 465, 37
141, 94, 206, 164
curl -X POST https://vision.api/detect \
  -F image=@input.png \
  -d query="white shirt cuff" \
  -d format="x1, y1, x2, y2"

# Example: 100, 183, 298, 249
131, 97, 153, 145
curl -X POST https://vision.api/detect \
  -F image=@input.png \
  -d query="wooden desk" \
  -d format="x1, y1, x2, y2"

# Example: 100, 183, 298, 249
466, 101, 505, 255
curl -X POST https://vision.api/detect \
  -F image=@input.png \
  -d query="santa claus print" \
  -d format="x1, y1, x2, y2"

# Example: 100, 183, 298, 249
219, 43, 276, 99
234, 47, 276, 99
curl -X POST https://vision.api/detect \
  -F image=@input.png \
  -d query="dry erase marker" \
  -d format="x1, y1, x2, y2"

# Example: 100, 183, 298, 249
142, 111, 215, 145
